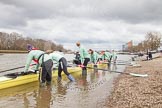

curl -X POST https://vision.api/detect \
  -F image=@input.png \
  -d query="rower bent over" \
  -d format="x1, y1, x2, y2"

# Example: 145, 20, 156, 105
47, 50, 75, 82
58, 57, 71, 80
24, 44, 53, 87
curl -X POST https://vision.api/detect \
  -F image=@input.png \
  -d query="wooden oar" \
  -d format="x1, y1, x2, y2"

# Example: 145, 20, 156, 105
86, 67, 148, 77
0, 64, 36, 73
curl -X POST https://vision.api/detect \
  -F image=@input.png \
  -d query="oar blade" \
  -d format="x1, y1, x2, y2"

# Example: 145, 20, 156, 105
86, 66, 148, 77
109, 70, 148, 77
129, 73, 148, 77
5, 72, 21, 78
4, 71, 36, 78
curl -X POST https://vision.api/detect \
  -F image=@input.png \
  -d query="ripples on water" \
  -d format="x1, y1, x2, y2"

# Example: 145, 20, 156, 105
0, 54, 133, 108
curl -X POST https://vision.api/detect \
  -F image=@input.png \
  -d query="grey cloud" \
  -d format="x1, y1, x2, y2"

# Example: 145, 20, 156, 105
54, 35, 126, 45
1, 0, 162, 24
0, 0, 162, 50
51, 37, 109, 50
0, 3, 27, 28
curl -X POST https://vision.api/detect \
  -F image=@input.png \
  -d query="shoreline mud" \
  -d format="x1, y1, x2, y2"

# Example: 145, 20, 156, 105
105, 57, 162, 108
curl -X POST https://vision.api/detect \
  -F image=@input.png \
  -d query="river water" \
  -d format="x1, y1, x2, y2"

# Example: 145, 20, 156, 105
0, 54, 134, 108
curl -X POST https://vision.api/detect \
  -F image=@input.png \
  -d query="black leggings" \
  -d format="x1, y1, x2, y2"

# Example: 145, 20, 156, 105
73, 59, 81, 65
58, 57, 70, 77
41, 59, 53, 83
83, 58, 90, 70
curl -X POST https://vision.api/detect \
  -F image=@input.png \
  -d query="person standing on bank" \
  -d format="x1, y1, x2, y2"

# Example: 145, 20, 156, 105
47, 50, 75, 82
24, 44, 53, 87
76, 42, 90, 71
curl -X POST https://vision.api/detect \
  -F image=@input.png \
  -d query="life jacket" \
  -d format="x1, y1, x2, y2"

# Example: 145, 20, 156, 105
31, 48, 39, 64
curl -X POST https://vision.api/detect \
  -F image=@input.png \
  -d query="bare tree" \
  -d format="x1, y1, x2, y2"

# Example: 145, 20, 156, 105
145, 32, 161, 51
0, 32, 68, 52
126, 32, 162, 53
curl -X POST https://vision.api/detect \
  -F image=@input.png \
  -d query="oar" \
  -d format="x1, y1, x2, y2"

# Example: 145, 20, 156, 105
53, 65, 74, 71
4, 71, 37, 78
116, 60, 131, 62
114, 61, 130, 63
86, 67, 148, 77
102, 62, 127, 65
0, 64, 36, 73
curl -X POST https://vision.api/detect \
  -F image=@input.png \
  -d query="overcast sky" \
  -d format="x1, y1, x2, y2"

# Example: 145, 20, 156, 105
0, 0, 162, 50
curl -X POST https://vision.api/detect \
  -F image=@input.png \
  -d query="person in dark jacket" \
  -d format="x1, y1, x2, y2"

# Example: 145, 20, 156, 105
73, 52, 81, 65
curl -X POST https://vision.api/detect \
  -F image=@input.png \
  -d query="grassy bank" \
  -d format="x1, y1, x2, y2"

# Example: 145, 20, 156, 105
0, 50, 28, 53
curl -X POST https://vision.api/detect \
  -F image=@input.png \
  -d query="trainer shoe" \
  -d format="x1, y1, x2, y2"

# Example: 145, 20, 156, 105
57, 76, 62, 81
46, 81, 51, 85
40, 83, 46, 87
67, 74, 75, 82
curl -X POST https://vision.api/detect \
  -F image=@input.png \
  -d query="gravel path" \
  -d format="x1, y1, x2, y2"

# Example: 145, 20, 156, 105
105, 57, 162, 108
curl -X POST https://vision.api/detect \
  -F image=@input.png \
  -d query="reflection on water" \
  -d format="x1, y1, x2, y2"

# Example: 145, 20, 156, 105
0, 54, 133, 108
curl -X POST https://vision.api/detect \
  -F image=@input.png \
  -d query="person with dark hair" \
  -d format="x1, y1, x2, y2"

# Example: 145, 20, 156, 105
76, 42, 90, 71
24, 44, 53, 87
88, 49, 100, 64
148, 51, 152, 60
100, 51, 111, 62
146, 50, 152, 60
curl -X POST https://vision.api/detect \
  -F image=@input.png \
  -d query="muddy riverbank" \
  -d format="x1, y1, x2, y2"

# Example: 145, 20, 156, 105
106, 57, 162, 108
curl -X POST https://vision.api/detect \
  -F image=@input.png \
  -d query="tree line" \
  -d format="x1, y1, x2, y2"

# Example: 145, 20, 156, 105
0, 32, 67, 52
128, 32, 162, 52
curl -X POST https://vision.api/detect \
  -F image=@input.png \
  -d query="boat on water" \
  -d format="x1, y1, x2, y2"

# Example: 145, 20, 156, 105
0, 63, 108, 90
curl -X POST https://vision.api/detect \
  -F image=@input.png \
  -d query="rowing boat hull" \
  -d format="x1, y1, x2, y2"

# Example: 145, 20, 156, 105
0, 63, 107, 90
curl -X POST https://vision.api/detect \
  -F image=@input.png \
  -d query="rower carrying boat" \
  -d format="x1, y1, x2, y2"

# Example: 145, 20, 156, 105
24, 44, 53, 87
